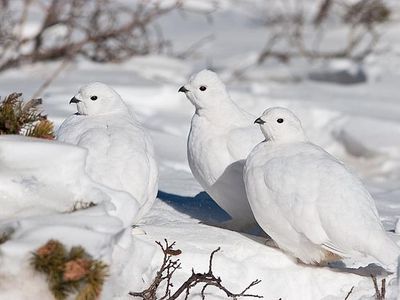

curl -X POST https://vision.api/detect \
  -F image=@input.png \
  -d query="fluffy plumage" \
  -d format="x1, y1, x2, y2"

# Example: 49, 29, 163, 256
244, 107, 399, 267
57, 82, 158, 223
180, 70, 263, 231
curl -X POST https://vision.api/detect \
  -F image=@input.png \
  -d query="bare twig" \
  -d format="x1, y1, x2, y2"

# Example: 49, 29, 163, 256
370, 275, 386, 300
381, 278, 386, 299
253, 0, 390, 65
314, 0, 333, 26
31, 56, 72, 99
176, 34, 215, 59
0, 0, 184, 73
344, 286, 354, 300
129, 240, 182, 300
129, 240, 263, 300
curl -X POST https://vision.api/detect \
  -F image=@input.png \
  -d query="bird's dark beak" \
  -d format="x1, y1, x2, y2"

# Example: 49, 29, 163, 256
178, 86, 189, 93
69, 97, 81, 104
254, 117, 266, 125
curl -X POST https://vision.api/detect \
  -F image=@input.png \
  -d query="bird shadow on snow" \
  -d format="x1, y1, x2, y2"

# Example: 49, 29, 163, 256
157, 190, 267, 237
327, 260, 390, 277
158, 191, 387, 277
157, 190, 231, 224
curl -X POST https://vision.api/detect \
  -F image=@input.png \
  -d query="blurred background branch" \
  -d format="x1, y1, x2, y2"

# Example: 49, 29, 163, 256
253, 0, 390, 65
0, 0, 183, 72
0, 0, 392, 75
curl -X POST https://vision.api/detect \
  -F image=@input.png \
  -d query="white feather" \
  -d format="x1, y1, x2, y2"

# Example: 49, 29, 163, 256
57, 82, 158, 223
181, 70, 263, 230
244, 107, 399, 267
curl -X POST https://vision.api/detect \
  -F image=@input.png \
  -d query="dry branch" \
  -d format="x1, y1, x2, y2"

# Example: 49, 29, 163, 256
344, 286, 354, 300
370, 275, 386, 300
253, 0, 390, 65
129, 240, 263, 300
0, 0, 183, 73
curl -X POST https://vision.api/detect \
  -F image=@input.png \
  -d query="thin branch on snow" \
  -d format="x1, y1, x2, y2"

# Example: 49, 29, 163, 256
129, 240, 182, 300
129, 240, 263, 300
344, 286, 354, 300
370, 275, 386, 300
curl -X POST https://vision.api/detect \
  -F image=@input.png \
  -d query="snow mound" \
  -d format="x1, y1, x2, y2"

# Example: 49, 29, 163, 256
0, 135, 139, 226
0, 136, 143, 299
334, 117, 400, 158
0, 204, 134, 299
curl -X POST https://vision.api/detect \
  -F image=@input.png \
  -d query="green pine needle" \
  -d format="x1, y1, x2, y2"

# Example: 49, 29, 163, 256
0, 92, 54, 139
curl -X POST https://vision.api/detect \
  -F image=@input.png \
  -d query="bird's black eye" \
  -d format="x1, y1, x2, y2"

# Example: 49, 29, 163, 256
199, 86, 207, 91
90, 96, 98, 101
277, 118, 284, 123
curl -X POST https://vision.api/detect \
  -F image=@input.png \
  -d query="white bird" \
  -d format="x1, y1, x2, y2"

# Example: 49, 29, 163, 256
244, 107, 400, 268
179, 70, 263, 231
57, 82, 158, 223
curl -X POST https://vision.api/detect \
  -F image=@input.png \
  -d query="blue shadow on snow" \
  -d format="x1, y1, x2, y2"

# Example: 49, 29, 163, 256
157, 190, 231, 224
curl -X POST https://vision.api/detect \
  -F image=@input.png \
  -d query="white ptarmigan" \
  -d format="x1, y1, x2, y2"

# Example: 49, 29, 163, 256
244, 107, 400, 268
179, 70, 263, 231
57, 82, 158, 223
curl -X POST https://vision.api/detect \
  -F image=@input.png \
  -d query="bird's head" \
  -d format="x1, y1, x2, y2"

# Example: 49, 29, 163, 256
178, 69, 229, 110
254, 107, 306, 143
70, 82, 126, 116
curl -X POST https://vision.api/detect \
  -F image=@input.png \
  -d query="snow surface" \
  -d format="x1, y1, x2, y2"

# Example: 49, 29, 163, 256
1, 0, 400, 299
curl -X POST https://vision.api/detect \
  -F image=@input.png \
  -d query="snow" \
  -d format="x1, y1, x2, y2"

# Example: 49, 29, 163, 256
1, 0, 400, 299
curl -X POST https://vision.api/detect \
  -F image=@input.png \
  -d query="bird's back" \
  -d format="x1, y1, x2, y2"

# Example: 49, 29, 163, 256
57, 112, 158, 220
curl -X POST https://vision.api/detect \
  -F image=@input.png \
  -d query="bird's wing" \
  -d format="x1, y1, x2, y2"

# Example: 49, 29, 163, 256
321, 241, 350, 257
263, 145, 380, 256
263, 156, 346, 255
311, 150, 383, 253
